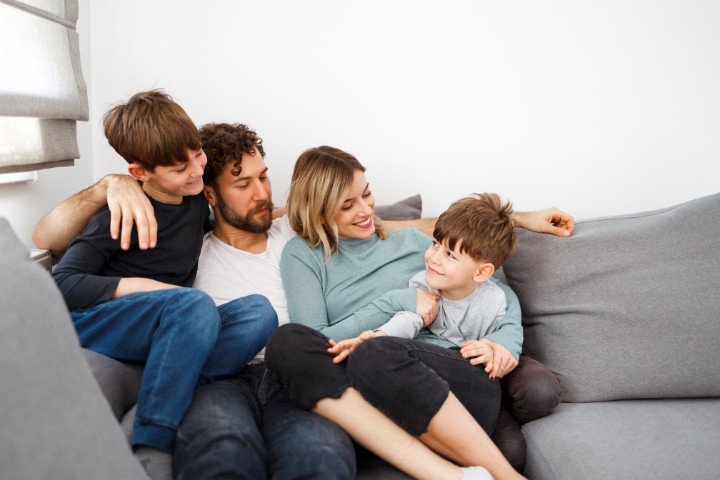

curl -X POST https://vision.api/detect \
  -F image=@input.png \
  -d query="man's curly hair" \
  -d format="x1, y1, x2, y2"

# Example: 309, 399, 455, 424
200, 123, 265, 188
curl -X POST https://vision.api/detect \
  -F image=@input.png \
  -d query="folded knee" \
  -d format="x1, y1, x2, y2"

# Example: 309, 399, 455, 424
265, 324, 325, 372
503, 356, 562, 424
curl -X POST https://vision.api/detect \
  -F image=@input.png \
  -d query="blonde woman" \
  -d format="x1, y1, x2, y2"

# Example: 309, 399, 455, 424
265, 146, 563, 480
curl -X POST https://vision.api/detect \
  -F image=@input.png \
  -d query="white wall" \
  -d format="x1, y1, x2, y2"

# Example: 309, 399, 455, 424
3, 0, 719, 247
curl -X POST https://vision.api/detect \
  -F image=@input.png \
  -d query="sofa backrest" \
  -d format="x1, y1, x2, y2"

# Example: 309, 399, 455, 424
503, 193, 720, 402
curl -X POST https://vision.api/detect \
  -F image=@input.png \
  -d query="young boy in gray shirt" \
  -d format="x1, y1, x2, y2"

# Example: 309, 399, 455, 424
332, 192, 520, 375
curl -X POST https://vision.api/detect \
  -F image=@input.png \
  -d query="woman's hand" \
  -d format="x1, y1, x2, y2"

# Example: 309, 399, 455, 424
105, 175, 157, 251
513, 207, 575, 237
328, 330, 385, 364
416, 289, 441, 326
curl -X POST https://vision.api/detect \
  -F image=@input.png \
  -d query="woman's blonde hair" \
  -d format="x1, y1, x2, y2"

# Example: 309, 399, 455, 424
287, 146, 386, 256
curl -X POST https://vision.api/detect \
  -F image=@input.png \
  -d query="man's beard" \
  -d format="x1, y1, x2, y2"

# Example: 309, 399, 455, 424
216, 194, 273, 234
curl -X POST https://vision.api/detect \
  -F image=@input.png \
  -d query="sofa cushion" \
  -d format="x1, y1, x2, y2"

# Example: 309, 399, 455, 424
503, 192, 720, 402
375, 194, 422, 220
522, 399, 720, 480
0, 218, 148, 480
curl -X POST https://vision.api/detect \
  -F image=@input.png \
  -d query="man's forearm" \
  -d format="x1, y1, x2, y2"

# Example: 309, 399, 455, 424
511, 208, 574, 237
383, 206, 573, 238
32, 176, 112, 256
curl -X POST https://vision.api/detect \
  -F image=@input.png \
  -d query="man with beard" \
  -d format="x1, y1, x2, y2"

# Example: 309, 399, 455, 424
33, 123, 573, 478
173, 123, 358, 478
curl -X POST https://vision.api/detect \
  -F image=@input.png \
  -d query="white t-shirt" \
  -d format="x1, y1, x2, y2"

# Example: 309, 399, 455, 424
193, 216, 297, 360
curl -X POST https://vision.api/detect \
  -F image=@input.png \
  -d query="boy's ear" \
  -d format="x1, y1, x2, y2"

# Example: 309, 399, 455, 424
473, 262, 495, 283
127, 163, 149, 181
204, 185, 217, 206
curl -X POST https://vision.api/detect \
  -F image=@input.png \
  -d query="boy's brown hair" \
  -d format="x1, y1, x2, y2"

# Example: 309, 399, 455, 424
103, 89, 201, 170
433, 193, 517, 269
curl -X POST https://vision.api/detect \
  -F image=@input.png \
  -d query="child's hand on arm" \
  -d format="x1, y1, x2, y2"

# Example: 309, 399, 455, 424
416, 289, 441, 326
328, 330, 386, 364
460, 339, 494, 373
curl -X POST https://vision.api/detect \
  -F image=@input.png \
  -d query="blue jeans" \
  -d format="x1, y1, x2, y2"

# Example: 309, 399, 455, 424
174, 366, 356, 480
71, 288, 277, 452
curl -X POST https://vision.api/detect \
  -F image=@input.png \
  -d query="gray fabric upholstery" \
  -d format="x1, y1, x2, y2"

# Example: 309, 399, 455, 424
523, 399, 720, 480
0, 218, 148, 480
503, 192, 720, 402
82, 348, 143, 420
375, 194, 422, 220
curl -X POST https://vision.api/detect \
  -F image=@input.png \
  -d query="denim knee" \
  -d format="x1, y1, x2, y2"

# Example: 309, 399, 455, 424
242, 293, 275, 312
245, 294, 278, 339
152, 289, 221, 362
502, 355, 562, 425
170, 288, 221, 336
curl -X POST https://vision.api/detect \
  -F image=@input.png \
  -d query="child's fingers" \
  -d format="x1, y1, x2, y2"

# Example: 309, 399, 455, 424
460, 343, 488, 360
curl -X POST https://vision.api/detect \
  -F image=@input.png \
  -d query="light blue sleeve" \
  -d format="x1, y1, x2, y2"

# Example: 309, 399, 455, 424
281, 239, 418, 341
483, 278, 523, 359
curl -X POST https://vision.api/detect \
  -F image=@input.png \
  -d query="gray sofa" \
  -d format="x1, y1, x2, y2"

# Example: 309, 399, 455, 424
0, 217, 148, 480
2, 191, 718, 479
501, 191, 720, 479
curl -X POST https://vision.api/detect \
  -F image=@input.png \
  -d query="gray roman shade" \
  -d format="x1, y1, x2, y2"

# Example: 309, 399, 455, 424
0, 0, 88, 174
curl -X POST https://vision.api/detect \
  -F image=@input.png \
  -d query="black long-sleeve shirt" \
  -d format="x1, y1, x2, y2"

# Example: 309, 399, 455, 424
53, 193, 210, 310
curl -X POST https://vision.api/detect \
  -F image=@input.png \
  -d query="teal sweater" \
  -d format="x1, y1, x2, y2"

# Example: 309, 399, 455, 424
280, 228, 522, 357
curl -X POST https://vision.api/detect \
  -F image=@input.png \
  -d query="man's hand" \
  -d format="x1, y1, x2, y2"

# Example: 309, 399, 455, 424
33, 174, 151, 258
480, 339, 518, 379
513, 207, 574, 237
106, 175, 157, 250
327, 330, 385, 364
